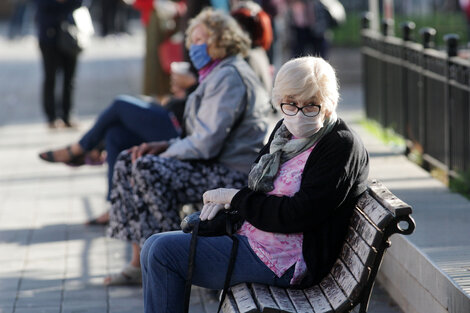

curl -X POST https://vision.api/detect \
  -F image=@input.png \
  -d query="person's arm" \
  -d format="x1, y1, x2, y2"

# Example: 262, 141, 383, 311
160, 66, 246, 160
231, 129, 369, 233
170, 72, 197, 99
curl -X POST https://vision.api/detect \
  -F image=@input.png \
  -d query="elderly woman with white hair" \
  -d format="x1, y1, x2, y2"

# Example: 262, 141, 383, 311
140, 56, 369, 312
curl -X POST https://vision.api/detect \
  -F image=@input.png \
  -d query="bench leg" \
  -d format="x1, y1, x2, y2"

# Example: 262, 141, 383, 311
357, 284, 374, 313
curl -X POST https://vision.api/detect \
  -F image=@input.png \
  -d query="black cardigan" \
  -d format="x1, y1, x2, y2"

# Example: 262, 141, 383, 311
231, 118, 370, 287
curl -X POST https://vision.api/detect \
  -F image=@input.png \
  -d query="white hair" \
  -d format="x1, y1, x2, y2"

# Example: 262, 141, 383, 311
272, 57, 339, 115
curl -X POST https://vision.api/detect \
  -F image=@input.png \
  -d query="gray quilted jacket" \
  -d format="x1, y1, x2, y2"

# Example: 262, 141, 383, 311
160, 55, 270, 174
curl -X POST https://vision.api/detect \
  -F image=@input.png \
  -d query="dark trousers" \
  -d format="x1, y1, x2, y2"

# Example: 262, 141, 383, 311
100, 0, 128, 36
39, 43, 78, 124
8, 2, 28, 39
78, 95, 181, 199
291, 26, 328, 59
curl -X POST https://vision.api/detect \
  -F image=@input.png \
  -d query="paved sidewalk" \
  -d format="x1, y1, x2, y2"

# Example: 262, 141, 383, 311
0, 25, 403, 312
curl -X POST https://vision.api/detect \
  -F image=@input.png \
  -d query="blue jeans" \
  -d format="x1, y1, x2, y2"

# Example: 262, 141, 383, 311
78, 95, 180, 199
141, 231, 294, 313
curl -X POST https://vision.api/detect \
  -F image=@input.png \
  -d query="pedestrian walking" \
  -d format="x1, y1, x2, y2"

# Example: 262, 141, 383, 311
34, 0, 83, 128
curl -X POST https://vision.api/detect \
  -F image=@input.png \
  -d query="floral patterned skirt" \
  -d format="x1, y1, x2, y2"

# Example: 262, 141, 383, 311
107, 151, 247, 246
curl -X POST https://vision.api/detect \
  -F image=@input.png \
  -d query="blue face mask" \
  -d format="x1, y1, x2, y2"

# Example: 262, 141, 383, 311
189, 43, 212, 70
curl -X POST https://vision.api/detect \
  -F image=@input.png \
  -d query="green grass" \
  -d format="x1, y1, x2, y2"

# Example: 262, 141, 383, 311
331, 11, 468, 47
361, 119, 470, 199
394, 12, 468, 46
449, 170, 470, 199
360, 119, 406, 149
331, 12, 363, 46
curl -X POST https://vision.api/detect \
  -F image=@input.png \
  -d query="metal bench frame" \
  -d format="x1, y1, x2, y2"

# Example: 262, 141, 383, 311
221, 179, 416, 313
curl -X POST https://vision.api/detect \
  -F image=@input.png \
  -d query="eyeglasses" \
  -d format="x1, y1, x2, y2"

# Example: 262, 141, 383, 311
280, 102, 321, 117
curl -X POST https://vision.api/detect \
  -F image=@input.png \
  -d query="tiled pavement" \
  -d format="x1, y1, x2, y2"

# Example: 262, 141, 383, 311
0, 22, 402, 313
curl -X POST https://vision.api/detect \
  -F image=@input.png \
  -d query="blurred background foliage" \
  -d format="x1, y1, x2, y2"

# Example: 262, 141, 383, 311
332, 0, 468, 48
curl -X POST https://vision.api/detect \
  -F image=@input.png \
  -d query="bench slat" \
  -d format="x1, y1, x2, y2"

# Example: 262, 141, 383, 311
331, 260, 361, 299
286, 289, 315, 313
368, 179, 412, 216
346, 226, 377, 266
350, 210, 383, 247
269, 286, 296, 313
357, 196, 394, 230
304, 286, 333, 313
232, 283, 258, 313
319, 274, 351, 312
251, 283, 280, 313
339, 244, 370, 285
222, 292, 241, 313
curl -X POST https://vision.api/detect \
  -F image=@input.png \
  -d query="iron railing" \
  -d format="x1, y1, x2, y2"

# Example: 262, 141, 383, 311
361, 17, 470, 178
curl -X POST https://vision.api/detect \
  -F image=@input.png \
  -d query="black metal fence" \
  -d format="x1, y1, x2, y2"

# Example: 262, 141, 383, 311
361, 18, 470, 178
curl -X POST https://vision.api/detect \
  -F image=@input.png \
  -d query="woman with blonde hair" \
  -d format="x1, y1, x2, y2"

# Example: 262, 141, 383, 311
104, 8, 270, 285
140, 56, 369, 312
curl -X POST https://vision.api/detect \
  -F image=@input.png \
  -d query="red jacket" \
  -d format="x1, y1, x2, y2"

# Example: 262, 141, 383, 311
133, 0, 154, 25
134, 0, 187, 26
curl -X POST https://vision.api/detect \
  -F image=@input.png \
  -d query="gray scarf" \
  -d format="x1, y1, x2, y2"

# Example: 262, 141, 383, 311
248, 115, 338, 193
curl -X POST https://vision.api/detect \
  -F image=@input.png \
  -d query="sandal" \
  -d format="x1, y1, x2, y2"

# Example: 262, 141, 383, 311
85, 211, 109, 226
85, 217, 108, 226
38, 146, 85, 167
104, 264, 142, 286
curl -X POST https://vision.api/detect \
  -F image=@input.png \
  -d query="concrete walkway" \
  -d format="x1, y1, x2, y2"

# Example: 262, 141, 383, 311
0, 23, 411, 313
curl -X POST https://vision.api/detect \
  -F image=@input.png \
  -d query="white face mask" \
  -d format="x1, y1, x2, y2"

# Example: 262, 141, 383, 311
283, 113, 324, 138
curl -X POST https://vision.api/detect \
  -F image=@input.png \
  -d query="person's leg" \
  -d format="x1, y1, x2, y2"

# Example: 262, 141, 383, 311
106, 154, 247, 284
61, 50, 78, 126
106, 150, 145, 240
40, 95, 178, 165
121, 156, 247, 246
141, 231, 293, 313
104, 126, 141, 199
102, 101, 180, 196
8, 3, 27, 39
79, 95, 178, 152
103, 151, 147, 283
115, 0, 129, 33
312, 34, 328, 60
291, 26, 310, 58
89, 104, 181, 222
100, 0, 111, 36
39, 43, 59, 125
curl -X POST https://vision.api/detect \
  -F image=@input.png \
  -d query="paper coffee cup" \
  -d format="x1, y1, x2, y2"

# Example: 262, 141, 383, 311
170, 61, 191, 74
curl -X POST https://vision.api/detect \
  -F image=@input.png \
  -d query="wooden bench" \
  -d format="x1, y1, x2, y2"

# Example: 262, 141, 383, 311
221, 179, 416, 313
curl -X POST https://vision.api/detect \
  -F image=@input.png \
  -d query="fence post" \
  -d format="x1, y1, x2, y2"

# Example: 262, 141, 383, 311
378, 19, 393, 126
381, 18, 394, 37
401, 21, 415, 42
444, 34, 460, 177
362, 12, 372, 30
400, 22, 415, 144
445, 34, 459, 57
418, 27, 437, 156
419, 27, 436, 49
361, 12, 371, 122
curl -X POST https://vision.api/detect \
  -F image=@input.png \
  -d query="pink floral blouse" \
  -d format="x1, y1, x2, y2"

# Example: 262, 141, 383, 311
237, 144, 315, 285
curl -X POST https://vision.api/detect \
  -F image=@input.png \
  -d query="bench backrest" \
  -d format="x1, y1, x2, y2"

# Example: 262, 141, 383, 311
222, 179, 416, 313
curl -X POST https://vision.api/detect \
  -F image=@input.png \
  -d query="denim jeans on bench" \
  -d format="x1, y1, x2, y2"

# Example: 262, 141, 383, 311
141, 231, 294, 313
78, 95, 180, 199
